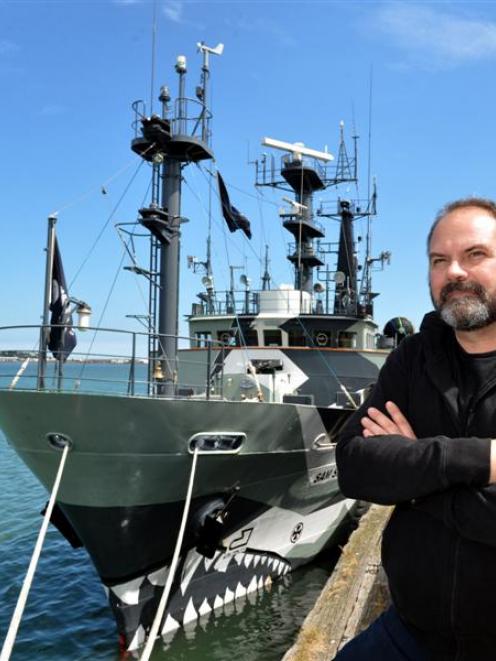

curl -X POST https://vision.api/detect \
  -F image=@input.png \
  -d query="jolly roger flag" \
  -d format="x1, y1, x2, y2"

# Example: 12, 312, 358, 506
217, 172, 252, 239
48, 238, 77, 361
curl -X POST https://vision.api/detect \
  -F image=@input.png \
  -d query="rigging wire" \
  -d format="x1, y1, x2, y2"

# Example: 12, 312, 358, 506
196, 164, 352, 396
50, 157, 143, 218
69, 159, 146, 289
193, 165, 264, 267
114, 176, 154, 320
74, 177, 158, 383
183, 158, 361, 398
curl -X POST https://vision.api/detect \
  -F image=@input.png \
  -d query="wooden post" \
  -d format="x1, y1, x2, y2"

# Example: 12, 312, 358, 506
282, 504, 393, 661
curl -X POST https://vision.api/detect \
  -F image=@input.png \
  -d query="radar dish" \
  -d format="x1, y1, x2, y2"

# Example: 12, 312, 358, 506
262, 137, 334, 162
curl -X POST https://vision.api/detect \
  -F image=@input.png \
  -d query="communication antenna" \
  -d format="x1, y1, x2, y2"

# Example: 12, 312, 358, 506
150, 0, 158, 115
262, 137, 334, 162
195, 42, 224, 141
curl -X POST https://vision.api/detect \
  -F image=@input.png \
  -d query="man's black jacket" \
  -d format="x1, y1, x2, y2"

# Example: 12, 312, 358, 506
336, 311, 496, 660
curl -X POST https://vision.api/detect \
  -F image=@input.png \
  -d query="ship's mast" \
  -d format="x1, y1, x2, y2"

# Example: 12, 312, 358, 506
254, 125, 382, 317
131, 43, 222, 395
257, 138, 333, 296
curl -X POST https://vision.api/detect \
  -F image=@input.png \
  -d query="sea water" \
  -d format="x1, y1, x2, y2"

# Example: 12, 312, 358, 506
0, 363, 341, 660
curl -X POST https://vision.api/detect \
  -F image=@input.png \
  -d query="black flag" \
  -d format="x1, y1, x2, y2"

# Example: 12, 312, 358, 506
48, 238, 77, 361
217, 172, 252, 239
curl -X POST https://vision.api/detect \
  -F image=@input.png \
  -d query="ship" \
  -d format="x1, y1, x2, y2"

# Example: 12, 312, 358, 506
0, 43, 408, 653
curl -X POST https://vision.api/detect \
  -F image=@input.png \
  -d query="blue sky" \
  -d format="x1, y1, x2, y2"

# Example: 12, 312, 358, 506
2, 0, 496, 354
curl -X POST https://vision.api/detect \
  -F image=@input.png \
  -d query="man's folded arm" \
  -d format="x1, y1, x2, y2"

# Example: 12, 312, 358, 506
336, 349, 492, 505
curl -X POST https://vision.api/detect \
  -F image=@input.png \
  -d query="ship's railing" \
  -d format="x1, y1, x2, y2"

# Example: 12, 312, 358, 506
0, 325, 226, 400
287, 241, 326, 263
131, 99, 147, 137
171, 97, 212, 142
191, 290, 260, 317
317, 197, 372, 218
253, 153, 358, 189
190, 285, 353, 318
253, 153, 326, 188
280, 153, 327, 179
280, 212, 326, 236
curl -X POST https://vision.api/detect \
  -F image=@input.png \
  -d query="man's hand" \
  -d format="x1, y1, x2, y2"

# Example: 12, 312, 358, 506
361, 401, 417, 440
490, 440, 496, 484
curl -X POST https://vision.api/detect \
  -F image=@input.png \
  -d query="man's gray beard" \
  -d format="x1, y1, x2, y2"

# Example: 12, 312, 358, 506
430, 281, 496, 331
439, 296, 494, 330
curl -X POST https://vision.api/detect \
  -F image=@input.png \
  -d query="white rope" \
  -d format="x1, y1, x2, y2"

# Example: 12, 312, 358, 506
0, 442, 71, 661
139, 447, 199, 661
340, 383, 359, 409
8, 357, 30, 390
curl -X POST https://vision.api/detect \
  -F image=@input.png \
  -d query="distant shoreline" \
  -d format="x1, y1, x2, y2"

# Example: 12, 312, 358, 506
0, 356, 148, 365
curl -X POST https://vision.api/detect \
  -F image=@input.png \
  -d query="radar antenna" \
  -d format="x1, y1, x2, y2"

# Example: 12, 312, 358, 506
262, 137, 334, 162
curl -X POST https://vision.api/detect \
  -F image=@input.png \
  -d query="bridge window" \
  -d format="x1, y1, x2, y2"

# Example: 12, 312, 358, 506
338, 331, 357, 349
195, 331, 212, 348
263, 329, 282, 346
288, 329, 306, 346
241, 329, 259, 346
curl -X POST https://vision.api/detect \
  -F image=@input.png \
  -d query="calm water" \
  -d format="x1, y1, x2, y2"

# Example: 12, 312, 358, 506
0, 362, 343, 660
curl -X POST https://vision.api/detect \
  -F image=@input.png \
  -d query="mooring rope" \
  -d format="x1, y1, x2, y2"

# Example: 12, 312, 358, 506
8, 357, 30, 390
0, 441, 71, 661
139, 447, 199, 661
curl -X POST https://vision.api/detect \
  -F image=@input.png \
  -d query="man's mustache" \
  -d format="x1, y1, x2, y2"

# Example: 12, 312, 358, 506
439, 281, 486, 305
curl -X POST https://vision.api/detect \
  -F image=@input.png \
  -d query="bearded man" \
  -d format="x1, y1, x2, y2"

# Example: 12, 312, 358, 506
335, 198, 496, 661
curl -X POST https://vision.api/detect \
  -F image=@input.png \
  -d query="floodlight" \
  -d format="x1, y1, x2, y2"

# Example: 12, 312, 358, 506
175, 56, 187, 73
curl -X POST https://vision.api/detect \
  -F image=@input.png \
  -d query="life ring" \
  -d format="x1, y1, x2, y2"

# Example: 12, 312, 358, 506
219, 332, 232, 344
315, 332, 329, 347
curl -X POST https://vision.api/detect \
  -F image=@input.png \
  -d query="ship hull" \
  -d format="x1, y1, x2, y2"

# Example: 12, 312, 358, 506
0, 390, 353, 649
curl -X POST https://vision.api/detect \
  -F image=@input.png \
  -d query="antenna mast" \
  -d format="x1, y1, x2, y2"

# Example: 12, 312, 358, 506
256, 137, 333, 295
131, 43, 223, 395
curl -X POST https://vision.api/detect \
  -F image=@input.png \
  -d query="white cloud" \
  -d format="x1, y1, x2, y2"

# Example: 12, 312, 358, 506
372, 3, 496, 68
163, 0, 184, 23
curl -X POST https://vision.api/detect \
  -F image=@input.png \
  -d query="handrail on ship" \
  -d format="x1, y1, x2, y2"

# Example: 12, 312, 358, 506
0, 324, 226, 400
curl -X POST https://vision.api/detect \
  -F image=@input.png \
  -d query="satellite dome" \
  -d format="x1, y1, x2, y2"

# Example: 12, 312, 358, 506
383, 317, 415, 343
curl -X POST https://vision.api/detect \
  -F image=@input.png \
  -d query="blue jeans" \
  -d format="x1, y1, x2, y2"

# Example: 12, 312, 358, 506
333, 607, 429, 660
